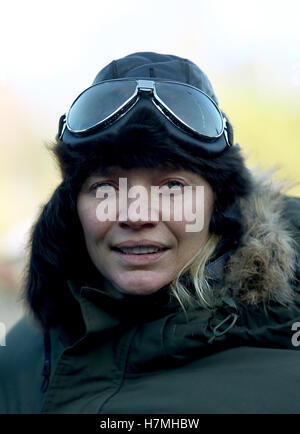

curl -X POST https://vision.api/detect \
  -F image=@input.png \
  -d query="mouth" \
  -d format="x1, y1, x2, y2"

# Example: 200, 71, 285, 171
112, 246, 169, 255
111, 242, 170, 264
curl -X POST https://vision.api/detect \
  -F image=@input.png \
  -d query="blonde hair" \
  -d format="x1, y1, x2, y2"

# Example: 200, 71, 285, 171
169, 233, 220, 315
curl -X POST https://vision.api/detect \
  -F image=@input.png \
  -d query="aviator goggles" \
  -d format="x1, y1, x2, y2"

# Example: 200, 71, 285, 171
59, 78, 230, 149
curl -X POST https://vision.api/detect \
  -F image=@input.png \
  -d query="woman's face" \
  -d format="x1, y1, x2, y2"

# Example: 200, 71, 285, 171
77, 167, 214, 296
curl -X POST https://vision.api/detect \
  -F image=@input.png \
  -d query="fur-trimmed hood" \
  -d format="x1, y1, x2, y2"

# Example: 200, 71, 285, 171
23, 168, 300, 329
221, 172, 299, 306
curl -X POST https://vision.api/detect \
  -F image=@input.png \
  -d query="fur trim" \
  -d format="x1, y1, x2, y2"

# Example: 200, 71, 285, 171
221, 171, 297, 305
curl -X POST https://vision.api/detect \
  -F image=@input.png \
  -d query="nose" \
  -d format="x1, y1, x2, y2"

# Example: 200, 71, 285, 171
118, 219, 158, 230
117, 187, 160, 230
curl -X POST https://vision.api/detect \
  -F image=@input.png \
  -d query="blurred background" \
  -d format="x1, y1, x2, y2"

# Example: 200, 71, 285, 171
1, 0, 299, 331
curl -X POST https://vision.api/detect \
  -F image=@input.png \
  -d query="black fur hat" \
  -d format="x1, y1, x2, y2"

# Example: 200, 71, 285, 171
93, 52, 219, 103
24, 52, 253, 328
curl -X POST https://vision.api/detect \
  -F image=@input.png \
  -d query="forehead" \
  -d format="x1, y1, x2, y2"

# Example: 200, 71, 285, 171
88, 166, 208, 183
95, 166, 178, 175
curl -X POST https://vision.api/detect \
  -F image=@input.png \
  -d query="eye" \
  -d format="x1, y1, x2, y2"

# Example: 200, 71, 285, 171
161, 180, 185, 190
89, 182, 117, 193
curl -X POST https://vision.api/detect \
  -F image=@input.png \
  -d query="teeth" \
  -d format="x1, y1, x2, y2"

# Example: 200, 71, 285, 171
119, 246, 164, 254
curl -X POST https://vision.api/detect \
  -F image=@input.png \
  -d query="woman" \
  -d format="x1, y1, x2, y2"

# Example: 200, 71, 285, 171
1, 52, 300, 414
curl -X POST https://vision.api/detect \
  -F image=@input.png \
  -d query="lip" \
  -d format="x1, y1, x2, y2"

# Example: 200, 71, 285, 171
112, 248, 169, 265
112, 239, 169, 249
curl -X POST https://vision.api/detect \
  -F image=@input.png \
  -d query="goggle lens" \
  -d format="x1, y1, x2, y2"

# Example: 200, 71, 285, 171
65, 79, 226, 144
67, 80, 137, 131
155, 82, 223, 137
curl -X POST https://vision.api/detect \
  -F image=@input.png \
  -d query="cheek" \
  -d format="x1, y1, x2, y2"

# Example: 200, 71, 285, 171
77, 197, 111, 241
165, 220, 188, 238
203, 191, 214, 223
165, 221, 199, 254
168, 188, 214, 233
165, 187, 214, 254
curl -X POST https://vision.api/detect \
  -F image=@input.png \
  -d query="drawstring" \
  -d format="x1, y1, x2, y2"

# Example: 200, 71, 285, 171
41, 329, 51, 393
208, 298, 239, 344
208, 313, 239, 344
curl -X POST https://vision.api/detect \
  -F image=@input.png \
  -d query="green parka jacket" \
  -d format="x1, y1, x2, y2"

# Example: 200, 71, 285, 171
1, 181, 300, 414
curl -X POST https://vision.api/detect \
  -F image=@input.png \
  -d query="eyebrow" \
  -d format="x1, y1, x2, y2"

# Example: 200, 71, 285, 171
87, 168, 203, 184
90, 168, 126, 177
91, 167, 192, 176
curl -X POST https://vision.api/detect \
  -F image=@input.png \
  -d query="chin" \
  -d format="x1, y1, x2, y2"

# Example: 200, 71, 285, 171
115, 275, 168, 296
118, 283, 163, 296
108, 269, 174, 296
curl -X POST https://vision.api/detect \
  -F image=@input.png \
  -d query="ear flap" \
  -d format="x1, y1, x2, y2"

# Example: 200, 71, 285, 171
23, 181, 83, 328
